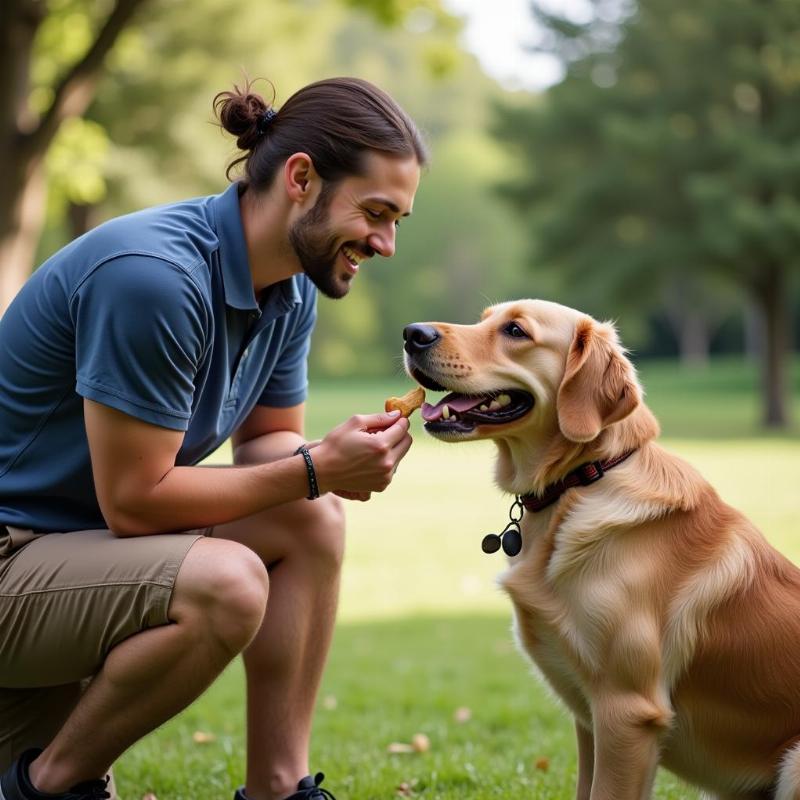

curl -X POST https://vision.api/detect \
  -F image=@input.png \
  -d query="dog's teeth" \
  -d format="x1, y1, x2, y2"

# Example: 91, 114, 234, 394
479, 404, 488, 412
442, 405, 450, 419
498, 394, 511, 407
489, 400, 501, 411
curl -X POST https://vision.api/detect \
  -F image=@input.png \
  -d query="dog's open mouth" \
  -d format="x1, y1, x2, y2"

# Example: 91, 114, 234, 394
420, 389, 534, 433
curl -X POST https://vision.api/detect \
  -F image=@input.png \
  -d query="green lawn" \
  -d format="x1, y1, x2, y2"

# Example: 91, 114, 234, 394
115, 361, 799, 799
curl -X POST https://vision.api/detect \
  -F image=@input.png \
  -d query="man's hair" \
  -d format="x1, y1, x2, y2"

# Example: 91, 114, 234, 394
214, 77, 428, 189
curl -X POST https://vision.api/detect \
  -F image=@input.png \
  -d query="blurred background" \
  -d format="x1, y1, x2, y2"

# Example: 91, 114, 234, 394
3, 2, 800, 796
2, 0, 799, 430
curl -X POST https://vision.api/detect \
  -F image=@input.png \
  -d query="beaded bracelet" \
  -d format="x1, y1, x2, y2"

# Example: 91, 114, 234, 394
294, 444, 320, 500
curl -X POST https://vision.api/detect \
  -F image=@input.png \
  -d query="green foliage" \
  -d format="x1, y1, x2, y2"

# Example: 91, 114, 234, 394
494, 0, 800, 353
45, 117, 110, 216
32, 0, 531, 379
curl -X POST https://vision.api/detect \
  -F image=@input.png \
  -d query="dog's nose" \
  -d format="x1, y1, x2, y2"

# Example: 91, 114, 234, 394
403, 323, 441, 355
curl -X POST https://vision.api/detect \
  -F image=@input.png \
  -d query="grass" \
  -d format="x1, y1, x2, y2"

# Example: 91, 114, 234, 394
114, 360, 800, 799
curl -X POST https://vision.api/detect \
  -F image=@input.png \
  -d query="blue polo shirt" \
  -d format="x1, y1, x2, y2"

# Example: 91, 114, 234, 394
0, 182, 317, 533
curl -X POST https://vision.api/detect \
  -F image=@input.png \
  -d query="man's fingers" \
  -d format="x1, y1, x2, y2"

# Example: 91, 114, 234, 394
390, 430, 413, 465
334, 489, 371, 502
373, 415, 410, 446
356, 410, 402, 432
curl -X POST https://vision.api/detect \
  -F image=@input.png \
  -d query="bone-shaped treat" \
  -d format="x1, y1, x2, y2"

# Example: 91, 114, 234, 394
385, 386, 426, 418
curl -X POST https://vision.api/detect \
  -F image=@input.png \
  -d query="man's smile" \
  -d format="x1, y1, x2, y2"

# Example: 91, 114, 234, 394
341, 244, 370, 274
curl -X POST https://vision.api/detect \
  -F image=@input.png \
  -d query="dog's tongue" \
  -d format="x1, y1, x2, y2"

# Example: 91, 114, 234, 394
421, 393, 486, 422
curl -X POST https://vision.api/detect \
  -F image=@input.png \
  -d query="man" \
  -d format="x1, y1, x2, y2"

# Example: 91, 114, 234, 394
0, 77, 427, 800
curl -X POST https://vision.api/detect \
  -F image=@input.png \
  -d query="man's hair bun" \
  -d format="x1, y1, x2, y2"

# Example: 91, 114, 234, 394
213, 81, 273, 151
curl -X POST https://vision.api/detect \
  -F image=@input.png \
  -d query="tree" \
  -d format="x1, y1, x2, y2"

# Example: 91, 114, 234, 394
30, 0, 525, 379
0, 0, 149, 312
495, 0, 800, 426
0, 0, 452, 313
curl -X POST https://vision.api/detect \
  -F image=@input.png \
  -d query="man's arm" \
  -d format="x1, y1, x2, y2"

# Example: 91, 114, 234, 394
231, 403, 307, 466
85, 398, 410, 536
85, 399, 311, 536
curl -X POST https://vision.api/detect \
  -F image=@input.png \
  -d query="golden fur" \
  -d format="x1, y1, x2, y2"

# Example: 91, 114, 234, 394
407, 299, 800, 800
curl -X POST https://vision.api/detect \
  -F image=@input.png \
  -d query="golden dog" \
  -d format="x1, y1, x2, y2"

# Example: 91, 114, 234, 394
402, 299, 800, 800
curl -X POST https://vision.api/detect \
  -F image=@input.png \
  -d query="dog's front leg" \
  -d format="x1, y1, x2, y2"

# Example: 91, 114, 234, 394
589, 691, 671, 800
575, 719, 594, 800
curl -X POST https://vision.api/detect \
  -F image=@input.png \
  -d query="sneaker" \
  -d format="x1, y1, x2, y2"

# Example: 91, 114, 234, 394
0, 749, 110, 800
234, 772, 336, 800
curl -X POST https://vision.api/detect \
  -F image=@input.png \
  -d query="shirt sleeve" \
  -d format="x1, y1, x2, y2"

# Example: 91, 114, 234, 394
72, 255, 210, 430
256, 280, 317, 408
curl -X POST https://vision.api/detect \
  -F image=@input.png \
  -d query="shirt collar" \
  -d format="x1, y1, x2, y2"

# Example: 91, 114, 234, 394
210, 182, 305, 317
211, 182, 259, 311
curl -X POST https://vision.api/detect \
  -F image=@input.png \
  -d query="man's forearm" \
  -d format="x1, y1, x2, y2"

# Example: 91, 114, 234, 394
232, 429, 306, 466
109, 454, 311, 536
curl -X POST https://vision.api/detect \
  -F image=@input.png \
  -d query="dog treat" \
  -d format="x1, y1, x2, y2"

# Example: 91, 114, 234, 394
385, 386, 426, 418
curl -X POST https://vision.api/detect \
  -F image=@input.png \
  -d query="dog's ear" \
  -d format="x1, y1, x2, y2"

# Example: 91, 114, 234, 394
556, 318, 641, 443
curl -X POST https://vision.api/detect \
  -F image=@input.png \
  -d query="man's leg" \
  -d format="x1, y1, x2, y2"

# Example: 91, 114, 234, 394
0, 684, 83, 772
213, 478, 346, 800
0, 532, 269, 794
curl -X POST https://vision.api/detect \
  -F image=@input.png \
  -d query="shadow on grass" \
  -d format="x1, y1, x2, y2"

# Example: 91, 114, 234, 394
115, 614, 699, 800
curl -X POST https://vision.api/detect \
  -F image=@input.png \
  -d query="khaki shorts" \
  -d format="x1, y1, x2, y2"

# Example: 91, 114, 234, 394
0, 524, 205, 771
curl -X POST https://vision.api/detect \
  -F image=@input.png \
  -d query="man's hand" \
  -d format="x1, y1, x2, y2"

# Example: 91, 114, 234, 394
312, 410, 412, 498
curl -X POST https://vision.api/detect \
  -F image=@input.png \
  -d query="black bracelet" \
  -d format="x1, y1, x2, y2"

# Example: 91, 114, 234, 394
294, 444, 320, 500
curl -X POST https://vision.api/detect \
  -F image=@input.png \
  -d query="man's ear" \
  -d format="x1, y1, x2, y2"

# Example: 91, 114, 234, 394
556, 318, 641, 443
284, 152, 319, 203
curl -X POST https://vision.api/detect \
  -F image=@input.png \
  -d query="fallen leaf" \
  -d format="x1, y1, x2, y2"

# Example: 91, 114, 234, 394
535, 756, 550, 771
453, 706, 472, 723
387, 742, 414, 754
141, 793, 158, 800
192, 731, 216, 744
411, 733, 430, 753
396, 782, 414, 797
322, 695, 338, 710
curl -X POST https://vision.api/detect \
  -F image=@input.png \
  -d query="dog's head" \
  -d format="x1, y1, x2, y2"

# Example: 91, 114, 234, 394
404, 299, 658, 490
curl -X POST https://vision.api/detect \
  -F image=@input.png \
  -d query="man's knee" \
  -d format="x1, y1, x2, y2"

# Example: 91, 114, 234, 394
172, 538, 269, 654
296, 493, 346, 570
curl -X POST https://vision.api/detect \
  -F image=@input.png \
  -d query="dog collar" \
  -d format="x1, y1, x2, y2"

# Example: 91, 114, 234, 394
520, 450, 638, 513
481, 450, 638, 557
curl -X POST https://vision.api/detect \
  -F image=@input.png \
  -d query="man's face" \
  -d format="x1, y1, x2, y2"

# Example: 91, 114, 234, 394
288, 152, 420, 299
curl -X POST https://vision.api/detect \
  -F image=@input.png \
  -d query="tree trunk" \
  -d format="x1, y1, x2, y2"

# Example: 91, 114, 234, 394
662, 282, 712, 369
752, 262, 791, 428
68, 201, 97, 240
0, 0, 149, 314
677, 311, 710, 370
0, 154, 45, 313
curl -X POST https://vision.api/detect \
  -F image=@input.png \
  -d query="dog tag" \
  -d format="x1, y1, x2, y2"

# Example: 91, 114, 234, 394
481, 533, 502, 554
501, 529, 522, 557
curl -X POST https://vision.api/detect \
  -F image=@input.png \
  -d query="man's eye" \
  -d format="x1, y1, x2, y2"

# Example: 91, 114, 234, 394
366, 209, 382, 219
503, 321, 529, 339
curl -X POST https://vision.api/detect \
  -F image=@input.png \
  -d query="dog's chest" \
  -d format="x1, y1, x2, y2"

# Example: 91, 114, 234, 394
499, 515, 640, 723
497, 532, 589, 721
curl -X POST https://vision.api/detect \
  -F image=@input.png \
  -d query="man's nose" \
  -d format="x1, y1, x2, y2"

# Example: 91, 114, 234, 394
368, 223, 396, 258
403, 323, 440, 354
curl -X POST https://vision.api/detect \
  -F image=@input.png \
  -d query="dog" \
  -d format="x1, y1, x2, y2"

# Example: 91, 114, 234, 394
402, 298, 800, 800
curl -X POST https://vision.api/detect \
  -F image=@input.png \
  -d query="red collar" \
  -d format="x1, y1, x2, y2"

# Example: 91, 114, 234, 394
520, 450, 637, 513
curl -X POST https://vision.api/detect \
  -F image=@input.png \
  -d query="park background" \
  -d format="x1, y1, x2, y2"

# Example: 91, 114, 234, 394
2, 0, 800, 797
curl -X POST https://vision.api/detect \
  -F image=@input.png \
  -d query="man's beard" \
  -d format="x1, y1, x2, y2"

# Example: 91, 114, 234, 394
289, 184, 357, 300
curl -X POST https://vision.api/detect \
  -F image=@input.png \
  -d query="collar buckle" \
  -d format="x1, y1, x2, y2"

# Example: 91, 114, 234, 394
577, 460, 605, 486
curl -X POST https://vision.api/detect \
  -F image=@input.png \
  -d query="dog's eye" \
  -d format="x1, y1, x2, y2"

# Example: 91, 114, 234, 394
503, 321, 529, 339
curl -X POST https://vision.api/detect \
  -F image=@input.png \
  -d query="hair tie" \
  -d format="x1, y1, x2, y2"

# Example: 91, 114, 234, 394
256, 108, 278, 137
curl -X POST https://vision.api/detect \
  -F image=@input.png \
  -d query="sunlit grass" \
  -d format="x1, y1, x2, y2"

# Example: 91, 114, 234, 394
116, 364, 798, 799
